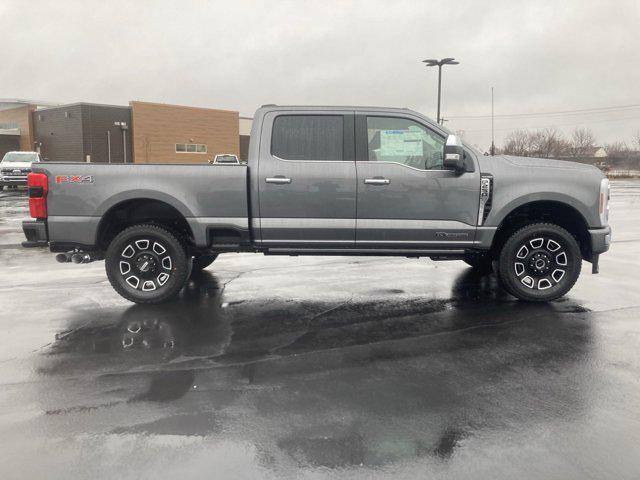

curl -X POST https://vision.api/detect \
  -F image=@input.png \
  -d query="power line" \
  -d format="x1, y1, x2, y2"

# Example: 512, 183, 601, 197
458, 114, 640, 133
448, 104, 640, 120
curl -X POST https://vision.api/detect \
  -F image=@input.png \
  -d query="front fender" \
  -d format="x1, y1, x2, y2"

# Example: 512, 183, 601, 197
487, 191, 594, 228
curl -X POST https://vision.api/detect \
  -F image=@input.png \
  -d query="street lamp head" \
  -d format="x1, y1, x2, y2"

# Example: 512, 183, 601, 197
421, 57, 460, 125
422, 57, 459, 67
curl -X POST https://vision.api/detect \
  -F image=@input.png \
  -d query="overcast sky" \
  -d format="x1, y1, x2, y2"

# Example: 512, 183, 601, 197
2, 0, 639, 149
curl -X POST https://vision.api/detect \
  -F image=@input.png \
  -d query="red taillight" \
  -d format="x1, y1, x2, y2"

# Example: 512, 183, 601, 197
27, 172, 48, 219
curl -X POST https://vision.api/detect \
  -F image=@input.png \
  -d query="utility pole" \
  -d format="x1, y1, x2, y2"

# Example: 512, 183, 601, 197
491, 87, 495, 156
422, 58, 459, 124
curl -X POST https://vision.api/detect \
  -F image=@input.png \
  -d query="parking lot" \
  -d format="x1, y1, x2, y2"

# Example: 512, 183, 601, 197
0, 182, 639, 479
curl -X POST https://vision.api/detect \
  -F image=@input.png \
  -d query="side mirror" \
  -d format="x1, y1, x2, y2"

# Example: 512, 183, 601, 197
443, 134, 465, 172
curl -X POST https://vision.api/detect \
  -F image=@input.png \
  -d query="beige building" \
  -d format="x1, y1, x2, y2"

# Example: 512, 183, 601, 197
1, 99, 249, 164
130, 101, 240, 164
0, 99, 58, 157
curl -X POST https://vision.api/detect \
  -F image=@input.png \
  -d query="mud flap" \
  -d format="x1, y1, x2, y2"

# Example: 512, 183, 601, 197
591, 254, 599, 274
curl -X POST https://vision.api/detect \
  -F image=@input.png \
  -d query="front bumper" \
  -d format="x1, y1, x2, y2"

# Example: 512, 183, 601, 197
589, 225, 612, 255
22, 219, 48, 248
1, 175, 28, 186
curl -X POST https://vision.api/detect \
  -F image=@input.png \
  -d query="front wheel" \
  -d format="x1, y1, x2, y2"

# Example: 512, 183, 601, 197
105, 224, 191, 304
497, 223, 581, 302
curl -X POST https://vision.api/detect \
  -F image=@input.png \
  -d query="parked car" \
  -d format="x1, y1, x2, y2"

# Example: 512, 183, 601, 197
0, 151, 42, 190
22, 105, 611, 304
209, 154, 240, 164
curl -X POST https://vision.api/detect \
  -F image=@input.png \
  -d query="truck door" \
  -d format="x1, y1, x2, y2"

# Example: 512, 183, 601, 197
354, 113, 480, 247
257, 111, 356, 245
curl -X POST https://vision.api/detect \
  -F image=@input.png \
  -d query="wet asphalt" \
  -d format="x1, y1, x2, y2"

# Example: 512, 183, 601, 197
0, 182, 639, 480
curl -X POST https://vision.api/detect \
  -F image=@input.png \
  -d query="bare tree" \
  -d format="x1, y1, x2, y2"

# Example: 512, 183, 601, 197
604, 141, 631, 170
531, 128, 569, 158
570, 128, 596, 157
633, 131, 640, 151
500, 129, 638, 169
502, 129, 531, 156
605, 141, 629, 157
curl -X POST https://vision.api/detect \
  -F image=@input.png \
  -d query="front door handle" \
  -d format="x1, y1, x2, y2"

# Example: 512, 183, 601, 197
265, 176, 292, 184
364, 177, 390, 185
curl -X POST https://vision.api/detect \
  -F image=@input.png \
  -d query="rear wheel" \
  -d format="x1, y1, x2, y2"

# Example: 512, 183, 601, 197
498, 223, 581, 302
192, 254, 218, 271
105, 224, 191, 304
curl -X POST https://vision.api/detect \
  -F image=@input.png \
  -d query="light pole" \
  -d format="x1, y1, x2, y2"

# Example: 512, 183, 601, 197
491, 86, 495, 156
422, 57, 459, 124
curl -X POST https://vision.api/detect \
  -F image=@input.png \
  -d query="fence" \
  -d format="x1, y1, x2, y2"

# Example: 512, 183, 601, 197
607, 170, 640, 179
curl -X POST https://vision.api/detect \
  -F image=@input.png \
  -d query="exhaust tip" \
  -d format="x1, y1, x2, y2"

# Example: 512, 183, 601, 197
56, 253, 71, 263
71, 253, 85, 264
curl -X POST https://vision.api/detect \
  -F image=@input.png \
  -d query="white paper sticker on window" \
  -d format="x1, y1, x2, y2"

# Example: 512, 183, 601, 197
379, 130, 423, 157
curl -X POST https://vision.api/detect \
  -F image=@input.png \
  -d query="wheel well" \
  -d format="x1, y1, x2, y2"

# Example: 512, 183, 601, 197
491, 201, 591, 260
96, 199, 194, 250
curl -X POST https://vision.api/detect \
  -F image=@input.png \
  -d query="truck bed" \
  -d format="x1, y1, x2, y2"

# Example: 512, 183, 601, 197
32, 162, 249, 248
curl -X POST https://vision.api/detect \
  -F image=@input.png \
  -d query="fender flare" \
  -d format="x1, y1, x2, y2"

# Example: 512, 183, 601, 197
96, 190, 195, 218
489, 192, 592, 228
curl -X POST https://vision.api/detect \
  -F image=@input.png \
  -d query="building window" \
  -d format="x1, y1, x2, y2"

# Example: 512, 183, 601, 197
175, 143, 207, 153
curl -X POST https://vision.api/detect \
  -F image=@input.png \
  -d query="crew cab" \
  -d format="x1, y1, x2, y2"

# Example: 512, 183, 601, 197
22, 105, 611, 303
1, 151, 42, 190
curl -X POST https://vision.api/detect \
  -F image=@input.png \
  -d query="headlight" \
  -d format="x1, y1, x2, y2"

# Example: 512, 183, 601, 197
599, 177, 610, 225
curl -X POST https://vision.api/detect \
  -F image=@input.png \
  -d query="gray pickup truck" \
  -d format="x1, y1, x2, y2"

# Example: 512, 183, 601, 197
22, 105, 611, 304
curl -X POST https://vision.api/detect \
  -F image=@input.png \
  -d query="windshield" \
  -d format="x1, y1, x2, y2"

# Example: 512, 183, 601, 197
1, 152, 39, 163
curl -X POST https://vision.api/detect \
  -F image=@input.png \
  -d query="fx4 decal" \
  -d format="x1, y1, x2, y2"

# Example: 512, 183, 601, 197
55, 175, 95, 184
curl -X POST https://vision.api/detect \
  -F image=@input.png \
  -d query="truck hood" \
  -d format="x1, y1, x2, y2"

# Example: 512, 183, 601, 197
1, 161, 34, 169
500, 155, 599, 171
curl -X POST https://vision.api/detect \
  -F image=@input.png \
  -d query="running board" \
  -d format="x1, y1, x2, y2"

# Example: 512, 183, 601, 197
264, 248, 466, 258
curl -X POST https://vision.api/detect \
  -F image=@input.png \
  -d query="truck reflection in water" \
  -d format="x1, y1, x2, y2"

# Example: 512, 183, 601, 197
39, 268, 596, 468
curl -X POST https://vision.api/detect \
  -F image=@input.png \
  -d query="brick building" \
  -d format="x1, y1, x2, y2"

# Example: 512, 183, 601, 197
130, 101, 239, 164
34, 103, 132, 163
0, 99, 57, 158
0, 98, 250, 164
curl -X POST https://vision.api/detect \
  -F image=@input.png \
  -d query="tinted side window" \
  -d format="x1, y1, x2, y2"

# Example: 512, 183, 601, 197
272, 115, 343, 161
366, 116, 444, 170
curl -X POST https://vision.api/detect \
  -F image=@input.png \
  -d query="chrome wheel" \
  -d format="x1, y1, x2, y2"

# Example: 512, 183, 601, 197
513, 236, 568, 290
118, 238, 173, 292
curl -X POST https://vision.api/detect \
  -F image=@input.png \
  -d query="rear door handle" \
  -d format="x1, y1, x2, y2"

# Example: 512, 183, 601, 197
265, 176, 292, 184
364, 178, 390, 185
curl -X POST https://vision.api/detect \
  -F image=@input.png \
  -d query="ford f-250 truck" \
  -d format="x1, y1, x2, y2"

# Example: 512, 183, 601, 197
22, 105, 611, 304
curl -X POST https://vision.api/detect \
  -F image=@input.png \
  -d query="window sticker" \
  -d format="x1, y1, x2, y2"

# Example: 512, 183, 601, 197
378, 129, 424, 157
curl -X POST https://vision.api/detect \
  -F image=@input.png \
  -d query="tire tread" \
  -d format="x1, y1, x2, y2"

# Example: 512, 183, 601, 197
497, 222, 581, 302
105, 223, 189, 304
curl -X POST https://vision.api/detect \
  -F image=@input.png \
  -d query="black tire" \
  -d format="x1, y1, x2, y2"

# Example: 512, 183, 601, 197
105, 224, 191, 304
463, 251, 494, 274
192, 254, 218, 271
498, 223, 581, 302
